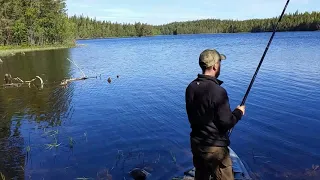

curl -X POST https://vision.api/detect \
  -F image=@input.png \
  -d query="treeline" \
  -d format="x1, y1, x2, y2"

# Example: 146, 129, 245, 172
0, 0, 74, 46
158, 11, 320, 34
70, 11, 320, 39
69, 16, 160, 39
1, 0, 320, 47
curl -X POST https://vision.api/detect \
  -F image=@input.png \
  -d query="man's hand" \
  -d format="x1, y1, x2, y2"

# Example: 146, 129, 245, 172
236, 105, 246, 115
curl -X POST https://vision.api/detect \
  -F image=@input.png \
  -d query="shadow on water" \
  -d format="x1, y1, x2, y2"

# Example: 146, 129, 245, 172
0, 49, 74, 179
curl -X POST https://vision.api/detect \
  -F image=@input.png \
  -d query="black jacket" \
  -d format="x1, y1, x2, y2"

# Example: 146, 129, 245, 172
185, 74, 243, 147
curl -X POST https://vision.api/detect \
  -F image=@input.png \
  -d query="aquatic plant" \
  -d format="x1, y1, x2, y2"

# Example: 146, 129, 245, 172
43, 128, 59, 137
69, 137, 74, 148
45, 138, 61, 150
46, 142, 61, 150
116, 150, 124, 160
312, 164, 319, 171
84, 132, 88, 142
111, 150, 125, 170
153, 154, 161, 164
96, 168, 112, 180
305, 164, 320, 177
0, 172, 5, 180
170, 151, 177, 164
75, 177, 91, 180
26, 145, 31, 153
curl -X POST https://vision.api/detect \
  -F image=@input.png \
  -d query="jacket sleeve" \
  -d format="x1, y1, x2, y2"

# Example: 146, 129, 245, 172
214, 88, 243, 133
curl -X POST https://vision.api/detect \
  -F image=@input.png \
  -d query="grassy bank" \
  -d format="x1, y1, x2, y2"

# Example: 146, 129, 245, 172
0, 44, 77, 57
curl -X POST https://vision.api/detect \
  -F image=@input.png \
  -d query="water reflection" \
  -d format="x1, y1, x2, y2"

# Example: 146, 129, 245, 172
0, 49, 73, 179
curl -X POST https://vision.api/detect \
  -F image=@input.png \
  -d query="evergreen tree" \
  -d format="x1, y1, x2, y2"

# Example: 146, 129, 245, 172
0, 1, 319, 47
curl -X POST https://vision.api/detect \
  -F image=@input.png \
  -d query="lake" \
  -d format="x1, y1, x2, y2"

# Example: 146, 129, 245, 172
0, 32, 320, 180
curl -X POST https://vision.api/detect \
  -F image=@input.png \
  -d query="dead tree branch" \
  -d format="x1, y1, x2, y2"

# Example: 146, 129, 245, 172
67, 58, 87, 78
60, 58, 89, 86
2, 75, 44, 89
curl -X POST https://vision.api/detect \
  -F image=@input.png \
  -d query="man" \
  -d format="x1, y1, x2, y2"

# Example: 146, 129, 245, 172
185, 49, 245, 180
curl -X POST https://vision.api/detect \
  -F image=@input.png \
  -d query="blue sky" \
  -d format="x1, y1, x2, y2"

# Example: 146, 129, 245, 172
66, 0, 320, 25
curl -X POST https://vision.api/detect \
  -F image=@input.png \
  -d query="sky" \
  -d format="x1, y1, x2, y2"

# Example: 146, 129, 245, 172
66, 0, 320, 25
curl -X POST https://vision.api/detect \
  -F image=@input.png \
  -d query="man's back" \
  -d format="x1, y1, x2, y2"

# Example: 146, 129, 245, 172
185, 49, 245, 180
185, 74, 243, 147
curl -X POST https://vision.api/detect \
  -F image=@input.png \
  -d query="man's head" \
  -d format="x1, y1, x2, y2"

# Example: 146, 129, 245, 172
199, 49, 226, 78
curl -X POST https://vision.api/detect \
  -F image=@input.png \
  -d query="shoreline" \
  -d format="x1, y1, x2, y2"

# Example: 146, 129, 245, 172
1, 30, 319, 56
0, 45, 78, 57
75, 30, 320, 41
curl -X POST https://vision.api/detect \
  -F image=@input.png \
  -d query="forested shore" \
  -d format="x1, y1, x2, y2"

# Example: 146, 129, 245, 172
1, 0, 319, 49
71, 11, 320, 39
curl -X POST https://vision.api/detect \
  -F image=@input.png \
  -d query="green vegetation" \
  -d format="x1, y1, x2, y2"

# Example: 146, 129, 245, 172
0, 45, 74, 57
0, 172, 5, 180
157, 11, 320, 34
0, 0, 319, 50
69, 137, 74, 148
70, 11, 320, 38
0, 0, 75, 46
70, 16, 157, 38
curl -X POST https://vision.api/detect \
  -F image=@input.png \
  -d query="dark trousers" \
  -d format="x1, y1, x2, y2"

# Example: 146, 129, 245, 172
191, 142, 234, 180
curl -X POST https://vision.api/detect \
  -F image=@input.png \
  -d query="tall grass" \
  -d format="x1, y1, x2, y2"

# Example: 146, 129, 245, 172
0, 45, 76, 57
0, 172, 5, 180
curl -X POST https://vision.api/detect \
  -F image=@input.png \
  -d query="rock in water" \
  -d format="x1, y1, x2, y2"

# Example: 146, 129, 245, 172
107, 77, 112, 83
4, 74, 12, 84
117, 75, 119, 78
129, 168, 150, 180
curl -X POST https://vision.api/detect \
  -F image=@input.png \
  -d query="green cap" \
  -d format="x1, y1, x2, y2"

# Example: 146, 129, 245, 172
199, 49, 226, 68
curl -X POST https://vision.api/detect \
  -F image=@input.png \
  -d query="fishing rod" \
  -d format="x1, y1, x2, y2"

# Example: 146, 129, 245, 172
228, 0, 291, 137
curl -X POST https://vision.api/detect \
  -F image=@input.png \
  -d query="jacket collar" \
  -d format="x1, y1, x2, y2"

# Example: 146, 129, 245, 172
197, 74, 223, 85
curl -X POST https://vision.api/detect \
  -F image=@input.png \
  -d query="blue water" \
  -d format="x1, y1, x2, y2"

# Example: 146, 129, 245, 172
0, 32, 320, 180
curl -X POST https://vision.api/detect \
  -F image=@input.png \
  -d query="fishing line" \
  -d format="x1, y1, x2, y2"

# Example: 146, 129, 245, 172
229, 0, 291, 137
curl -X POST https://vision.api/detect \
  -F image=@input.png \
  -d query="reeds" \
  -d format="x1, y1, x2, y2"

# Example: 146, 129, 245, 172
170, 150, 177, 164
69, 137, 75, 148
0, 172, 5, 180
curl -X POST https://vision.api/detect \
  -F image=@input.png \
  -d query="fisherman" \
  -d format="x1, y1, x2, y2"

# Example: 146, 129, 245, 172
185, 49, 245, 180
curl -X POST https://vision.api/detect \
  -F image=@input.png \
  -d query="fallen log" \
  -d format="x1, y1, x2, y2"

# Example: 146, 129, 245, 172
1, 75, 44, 89
60, 77, 88, 86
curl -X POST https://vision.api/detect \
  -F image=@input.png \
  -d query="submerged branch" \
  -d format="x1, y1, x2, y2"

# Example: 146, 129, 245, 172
1, 58, 108, 89
60, 77, 88, 86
